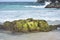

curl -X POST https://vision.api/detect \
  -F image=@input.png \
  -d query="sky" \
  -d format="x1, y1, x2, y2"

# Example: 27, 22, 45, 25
0, 0, 37, 2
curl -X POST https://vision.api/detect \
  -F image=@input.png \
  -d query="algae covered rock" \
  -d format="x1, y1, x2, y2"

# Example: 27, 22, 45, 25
37, 20, 50, 32
3, 18, 50, 32
27, 21, 38, 31
22, 23, 29, 32
3, 21, 12, 30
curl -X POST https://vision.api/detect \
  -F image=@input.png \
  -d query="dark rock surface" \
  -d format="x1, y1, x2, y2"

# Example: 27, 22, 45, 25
45, 3, 60, 8
37, 0, 45, 3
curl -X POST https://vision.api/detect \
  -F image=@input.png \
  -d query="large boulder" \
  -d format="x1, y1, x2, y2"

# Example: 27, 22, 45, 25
3, 18, 50, 32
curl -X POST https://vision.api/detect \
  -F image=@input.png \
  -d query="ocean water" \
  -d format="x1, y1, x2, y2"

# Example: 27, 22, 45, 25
0, 2, 60, 22
0, 2, 60, 40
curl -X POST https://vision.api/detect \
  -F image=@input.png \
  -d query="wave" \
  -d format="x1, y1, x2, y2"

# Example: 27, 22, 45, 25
24, 1, 51, 8
24, 6, 45, 8
0, 10, 60, 23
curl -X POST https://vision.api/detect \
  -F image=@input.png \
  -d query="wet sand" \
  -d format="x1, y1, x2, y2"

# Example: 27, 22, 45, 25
0, 29, 60, 40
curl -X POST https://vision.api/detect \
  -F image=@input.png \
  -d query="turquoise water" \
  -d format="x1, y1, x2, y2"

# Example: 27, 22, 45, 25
0, 2, 60, 22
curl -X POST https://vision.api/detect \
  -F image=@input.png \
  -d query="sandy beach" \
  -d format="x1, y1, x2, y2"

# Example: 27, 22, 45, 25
0, 29, 60, 40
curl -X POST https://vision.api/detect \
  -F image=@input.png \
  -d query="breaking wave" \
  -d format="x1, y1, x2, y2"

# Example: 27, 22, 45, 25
24, 1, 51, 8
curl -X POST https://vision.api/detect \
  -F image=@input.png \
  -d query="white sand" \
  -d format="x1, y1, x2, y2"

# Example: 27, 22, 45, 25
0, 29, 60, 40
